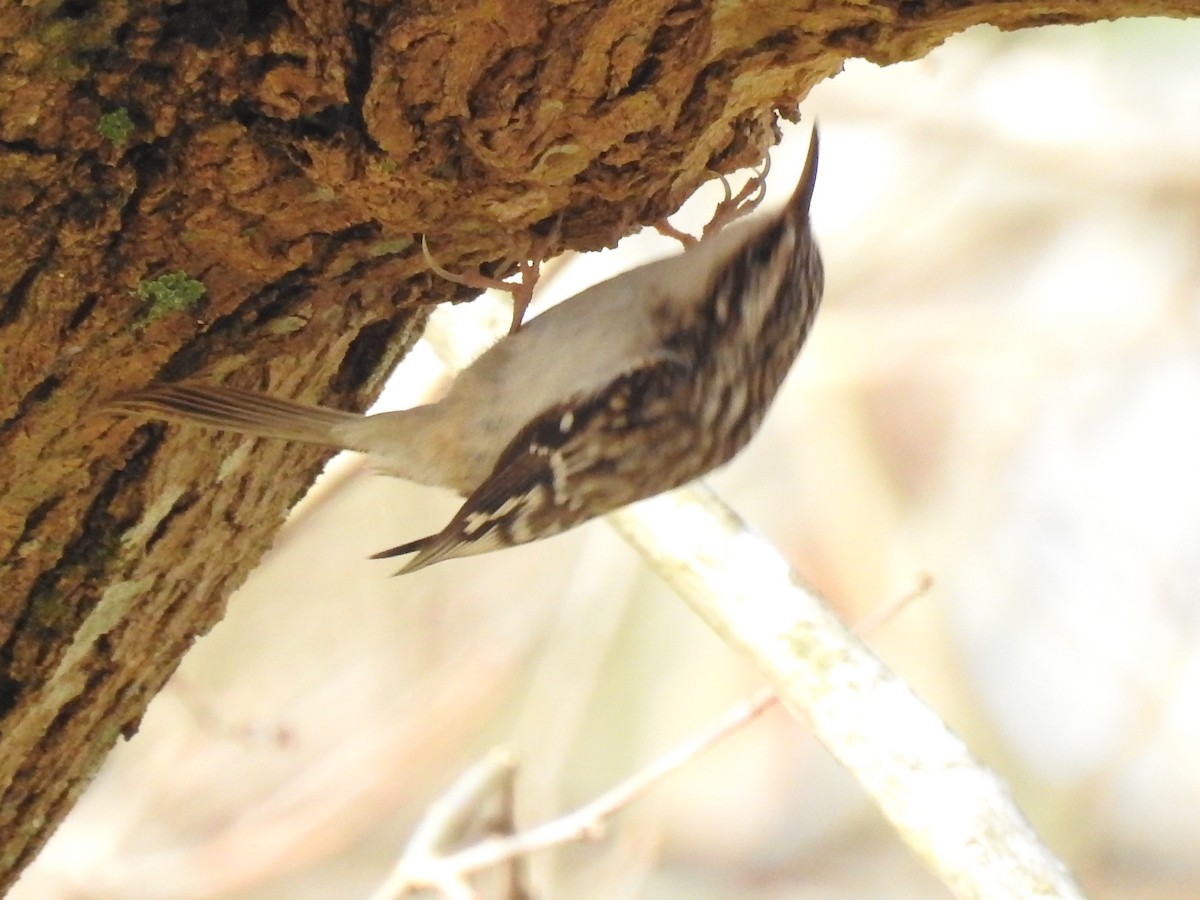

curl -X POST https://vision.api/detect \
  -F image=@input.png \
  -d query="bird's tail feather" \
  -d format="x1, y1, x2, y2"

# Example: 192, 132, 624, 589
369, 527, 492, 575
106, 382, 361, 447
369, 535, 437, 575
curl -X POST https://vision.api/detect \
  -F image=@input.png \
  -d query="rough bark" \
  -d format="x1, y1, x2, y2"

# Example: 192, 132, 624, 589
0, 0, 1195, 891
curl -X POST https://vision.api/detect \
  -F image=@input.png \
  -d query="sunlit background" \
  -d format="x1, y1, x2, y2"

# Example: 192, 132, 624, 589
17, 19, 1200, 899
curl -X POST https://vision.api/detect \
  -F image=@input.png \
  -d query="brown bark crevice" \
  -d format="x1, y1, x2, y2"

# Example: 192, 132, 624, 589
1, 0, 1196, 890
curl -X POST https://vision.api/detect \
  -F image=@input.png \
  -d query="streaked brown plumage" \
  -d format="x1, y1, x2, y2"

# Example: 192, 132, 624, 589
109, 128, 824, 573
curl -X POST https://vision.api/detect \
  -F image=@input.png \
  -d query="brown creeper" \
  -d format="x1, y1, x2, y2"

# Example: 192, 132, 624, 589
109, 128, 823, 573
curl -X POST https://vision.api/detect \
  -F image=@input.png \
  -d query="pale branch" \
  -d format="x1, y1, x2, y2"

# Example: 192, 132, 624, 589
610, 487, 1084, 899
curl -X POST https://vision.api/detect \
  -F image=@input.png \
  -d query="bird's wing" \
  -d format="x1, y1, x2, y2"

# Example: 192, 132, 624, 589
372, 355, 695, 574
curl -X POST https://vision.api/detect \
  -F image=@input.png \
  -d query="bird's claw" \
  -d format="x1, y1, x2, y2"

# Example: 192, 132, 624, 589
653, 156, 772, 248
421, 222, 560, 334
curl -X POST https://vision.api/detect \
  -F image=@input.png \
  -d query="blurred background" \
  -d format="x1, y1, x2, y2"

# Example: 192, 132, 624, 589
17, 18, 1200, 899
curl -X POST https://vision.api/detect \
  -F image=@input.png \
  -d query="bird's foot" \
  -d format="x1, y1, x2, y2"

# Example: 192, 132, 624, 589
653, 156, 772, 248
421, 217, 561, 334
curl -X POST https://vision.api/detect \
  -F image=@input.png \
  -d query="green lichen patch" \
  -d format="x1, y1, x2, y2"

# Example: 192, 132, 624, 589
97, 107, 135, 147
133, 272, 206, 328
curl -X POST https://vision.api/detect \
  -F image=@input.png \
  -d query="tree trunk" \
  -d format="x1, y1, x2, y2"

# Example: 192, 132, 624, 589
0, 0, 1195, 891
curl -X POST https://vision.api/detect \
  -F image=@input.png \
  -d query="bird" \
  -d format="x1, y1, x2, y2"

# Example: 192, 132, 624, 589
108, 127, 824, 574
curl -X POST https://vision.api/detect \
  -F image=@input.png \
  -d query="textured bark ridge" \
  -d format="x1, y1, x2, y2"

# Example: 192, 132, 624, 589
0, 0, 1196, 890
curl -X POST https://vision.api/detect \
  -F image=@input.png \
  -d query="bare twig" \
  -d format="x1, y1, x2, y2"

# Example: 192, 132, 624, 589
168, 676, 294, 749
372, 687, 777, 899
854, 570, 934, 636
369, 571, 938, 900
367, 748, 517, 900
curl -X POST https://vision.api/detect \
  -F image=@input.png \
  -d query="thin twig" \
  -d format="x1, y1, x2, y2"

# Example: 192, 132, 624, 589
854, 571, 934, 637
367, 748, 517, 900
366, 566, 933, 900
376, 688, 777, 899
